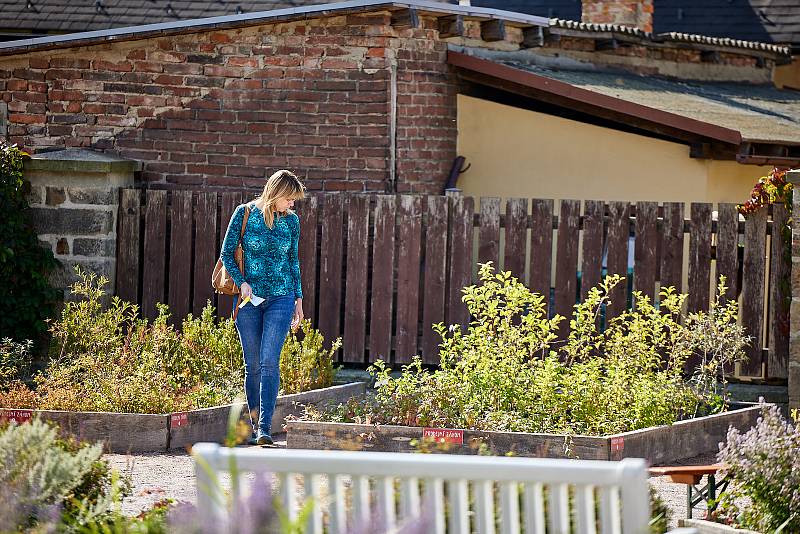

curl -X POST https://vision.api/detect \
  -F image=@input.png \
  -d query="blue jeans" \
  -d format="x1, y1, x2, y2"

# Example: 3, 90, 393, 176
234, 294, 295, 439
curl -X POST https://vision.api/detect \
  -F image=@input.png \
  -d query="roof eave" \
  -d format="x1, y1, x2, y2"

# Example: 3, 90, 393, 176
448, 50, 744, 148
0, 0, 548, 56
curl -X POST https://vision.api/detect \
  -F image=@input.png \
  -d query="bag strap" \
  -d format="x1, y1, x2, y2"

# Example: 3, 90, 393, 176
232, 204, 252, 322
239, 205, 251, 242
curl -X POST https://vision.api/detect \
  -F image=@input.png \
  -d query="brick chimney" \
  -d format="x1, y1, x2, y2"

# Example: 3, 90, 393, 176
581, 0, 653, 32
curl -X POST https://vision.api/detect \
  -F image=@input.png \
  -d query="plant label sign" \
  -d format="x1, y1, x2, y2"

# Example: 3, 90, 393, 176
171, 412, 189, 429
0, 409, 33, 424
610, 436, 625, 453
422, 428, 464, 445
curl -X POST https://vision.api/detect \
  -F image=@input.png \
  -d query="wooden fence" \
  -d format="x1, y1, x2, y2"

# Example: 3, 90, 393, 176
116, 190, 789, 380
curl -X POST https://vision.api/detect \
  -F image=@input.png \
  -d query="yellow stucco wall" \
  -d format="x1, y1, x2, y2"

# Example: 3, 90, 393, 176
456, 94, 769, 205
774, 56, 800, 91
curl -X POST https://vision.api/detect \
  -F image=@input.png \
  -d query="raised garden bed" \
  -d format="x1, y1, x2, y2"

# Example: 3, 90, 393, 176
286, 403, 763, 465
0, 382, 365, 453
678, 519, 760, 534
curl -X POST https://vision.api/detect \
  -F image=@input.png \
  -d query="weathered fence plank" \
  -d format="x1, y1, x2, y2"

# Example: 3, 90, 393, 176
370, 195, 396, 362
447, 194, 473, 329
142, 190, 166, 321
741, 209, 767, 377
344, 195, 369, 363
422, 196, 448, 364
168, 191, 192, 324
716, 203, 739, 302
688, 203, 712, 313
580, 200, 604, 301
769, 204, 789, 379
660, 202, 684, 292
395, 195, 423, 363
319, 195, 344, 354
504, 198, 528, 282
479, 197, 500, 268
606, 202, 630, 321
530, 199, 554, 315
297, 195, 318, 328
554, 200, 580, 338
116, 190, 788, 380
116, 189, 140, 306
633, 202, 658, 301
193, 193, 218, 317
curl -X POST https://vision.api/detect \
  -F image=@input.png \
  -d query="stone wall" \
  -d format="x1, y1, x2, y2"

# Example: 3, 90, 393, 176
23, 149, 138, 300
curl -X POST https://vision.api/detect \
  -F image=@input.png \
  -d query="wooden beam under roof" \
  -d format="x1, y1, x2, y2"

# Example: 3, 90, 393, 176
521, 26, 545, 48
480, 19, 506, 42
390, 7, 419, 29
438, 15, 464, 39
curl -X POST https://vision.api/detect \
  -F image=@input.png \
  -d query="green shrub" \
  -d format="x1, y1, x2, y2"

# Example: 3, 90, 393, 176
280, 319, 340, 395
319, 263, 747, 436
0, 338, 33, 389
714, 405, 800, 532
0, 267, 338, 414
0, 142, 60, 342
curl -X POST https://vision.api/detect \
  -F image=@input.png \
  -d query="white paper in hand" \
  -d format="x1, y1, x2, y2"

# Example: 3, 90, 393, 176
249, 294, 265, 306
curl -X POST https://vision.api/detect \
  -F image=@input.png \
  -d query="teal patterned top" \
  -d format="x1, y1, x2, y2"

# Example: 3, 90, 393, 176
220, 203, 303, 299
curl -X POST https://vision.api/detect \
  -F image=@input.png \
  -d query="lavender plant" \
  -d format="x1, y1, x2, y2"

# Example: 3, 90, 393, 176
715, 405, 800, 532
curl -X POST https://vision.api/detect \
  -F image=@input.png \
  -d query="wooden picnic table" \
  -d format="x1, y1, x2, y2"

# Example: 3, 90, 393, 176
649, 464, 729, 519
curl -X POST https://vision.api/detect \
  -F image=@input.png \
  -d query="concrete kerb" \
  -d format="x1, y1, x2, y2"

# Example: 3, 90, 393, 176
285, 404, 764, 464
0, 382, 367, 453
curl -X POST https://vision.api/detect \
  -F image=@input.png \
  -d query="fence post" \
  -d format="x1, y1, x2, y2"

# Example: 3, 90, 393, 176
786, 170, 800, 412
192, 442, 225, 527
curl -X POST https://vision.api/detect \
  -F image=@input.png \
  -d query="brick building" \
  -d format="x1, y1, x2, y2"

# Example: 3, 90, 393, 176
1, 0, 797, 197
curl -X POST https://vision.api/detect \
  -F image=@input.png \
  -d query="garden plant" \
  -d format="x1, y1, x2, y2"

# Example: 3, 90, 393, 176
0, 142, 60, 344
312, 263, 748, 436
0, 267, 339, 414
713, 405, 800, 533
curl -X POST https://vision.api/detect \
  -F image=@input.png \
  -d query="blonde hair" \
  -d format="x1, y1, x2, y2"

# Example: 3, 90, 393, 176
256, 170, 306, 228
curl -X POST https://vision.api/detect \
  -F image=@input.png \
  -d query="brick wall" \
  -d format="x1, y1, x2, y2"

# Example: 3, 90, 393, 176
1, 13, 458, 194
581, 0, 654, 32
0, 8, 779, 193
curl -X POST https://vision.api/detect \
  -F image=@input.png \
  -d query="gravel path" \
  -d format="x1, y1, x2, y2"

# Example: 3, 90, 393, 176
106, 440, 717, 529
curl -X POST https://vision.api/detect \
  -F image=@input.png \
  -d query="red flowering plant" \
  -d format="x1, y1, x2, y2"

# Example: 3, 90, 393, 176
737, 167, 793, 216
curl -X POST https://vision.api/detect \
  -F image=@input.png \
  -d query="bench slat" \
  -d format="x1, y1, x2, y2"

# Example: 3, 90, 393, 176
500, 481, 520, 534
548, 483, 570, 534
424, 478, 446, 534
304, 474, 323, 534
523, 482, 545, 534
352, 475, 370, 527
599, 486, 621, 534
448, 479, 470, 534
330, 474, 346, 534
377, 476, 396, 531
575, 485, 597, 534
475, 480, 496, 534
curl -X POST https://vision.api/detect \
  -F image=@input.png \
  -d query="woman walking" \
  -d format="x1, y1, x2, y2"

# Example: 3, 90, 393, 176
220, 170, 305, 445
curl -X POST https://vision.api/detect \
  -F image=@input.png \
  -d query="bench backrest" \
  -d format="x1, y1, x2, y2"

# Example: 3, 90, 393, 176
192, 443, 652, 534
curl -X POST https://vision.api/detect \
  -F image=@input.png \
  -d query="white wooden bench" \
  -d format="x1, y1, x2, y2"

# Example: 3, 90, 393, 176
193, 443, 696, 534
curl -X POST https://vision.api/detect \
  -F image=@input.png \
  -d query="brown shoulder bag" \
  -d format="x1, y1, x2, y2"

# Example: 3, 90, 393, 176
211, 205, 251, 296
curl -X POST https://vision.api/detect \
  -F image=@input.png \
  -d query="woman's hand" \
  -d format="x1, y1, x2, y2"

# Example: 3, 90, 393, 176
291, 298, 304, 331
240, 282, 252, 300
